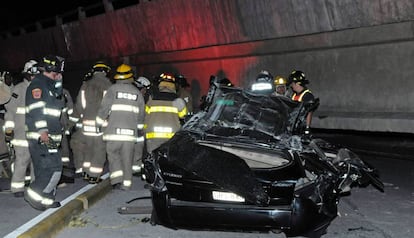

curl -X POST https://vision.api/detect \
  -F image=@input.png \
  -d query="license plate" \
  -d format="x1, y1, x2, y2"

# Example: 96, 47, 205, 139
212, 191, 245, 202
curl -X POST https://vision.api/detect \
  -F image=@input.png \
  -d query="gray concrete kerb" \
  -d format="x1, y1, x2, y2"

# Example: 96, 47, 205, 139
17, 174, 111, 238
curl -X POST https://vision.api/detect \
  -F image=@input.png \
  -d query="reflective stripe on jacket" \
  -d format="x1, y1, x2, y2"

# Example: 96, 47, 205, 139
4, 79, 30, 147
96, 80, 145, 142
291, 89, 311, 102
25, 74, 64, 143
74, 73, 112, 137
145, 91, 187, 139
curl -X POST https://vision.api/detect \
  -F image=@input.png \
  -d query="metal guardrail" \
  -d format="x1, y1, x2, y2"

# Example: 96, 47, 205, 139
314, 129, 414, 161
315, 111, 414, 120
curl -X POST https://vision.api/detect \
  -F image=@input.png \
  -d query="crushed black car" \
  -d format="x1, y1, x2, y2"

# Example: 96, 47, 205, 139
142, 84, 384, 238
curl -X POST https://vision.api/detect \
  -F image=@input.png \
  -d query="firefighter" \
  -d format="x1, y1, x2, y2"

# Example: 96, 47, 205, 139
288, 70, 316, 136
176, 74, 193, 115
134, 76, 152, 103
132, 76, 151, 176
24, 55, 65, 210
199, 76, 234, 111
0, 71, 12, 165
144, 73, 187, 154
69, 71, 94, 178
72, 61, 112, 183
251, 70, 274, 95
4, 60, 38, 197
58, 87, 76, 184
273, 75, 288, 96
96, 63, 145, 190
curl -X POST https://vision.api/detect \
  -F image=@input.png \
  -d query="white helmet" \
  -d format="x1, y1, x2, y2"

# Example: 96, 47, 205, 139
22, 59, 39, 74
135, 76, 151, 88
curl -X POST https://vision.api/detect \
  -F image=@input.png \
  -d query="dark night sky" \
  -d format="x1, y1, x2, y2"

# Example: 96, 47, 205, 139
0, 1, 105, 33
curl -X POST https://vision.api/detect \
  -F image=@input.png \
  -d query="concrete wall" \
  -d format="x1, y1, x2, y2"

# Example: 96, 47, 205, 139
0, 0, 413, 133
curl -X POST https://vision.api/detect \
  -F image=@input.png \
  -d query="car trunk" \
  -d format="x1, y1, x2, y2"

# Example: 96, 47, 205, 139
161, 132, 303, 206
199, 142, 290, 168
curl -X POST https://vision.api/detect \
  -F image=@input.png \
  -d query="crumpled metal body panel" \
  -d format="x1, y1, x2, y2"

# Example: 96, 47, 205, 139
143, 86, 384, 237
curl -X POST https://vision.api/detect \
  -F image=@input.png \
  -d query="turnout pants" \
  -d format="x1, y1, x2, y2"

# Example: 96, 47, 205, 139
25, 141, 62, 207
106, 141, 134, 189
0, 119, 9, 158
133, 141, 144, 174
60, 134, 75, 178
84, 135, 107, 178
69, 130, 86, 173
10, 145, 33, 193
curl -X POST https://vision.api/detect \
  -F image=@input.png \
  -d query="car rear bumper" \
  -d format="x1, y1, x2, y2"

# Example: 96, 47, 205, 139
151, 191, 333, 236
169, 199, 292, 230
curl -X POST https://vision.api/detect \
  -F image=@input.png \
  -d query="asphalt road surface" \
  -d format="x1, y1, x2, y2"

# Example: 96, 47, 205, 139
1, 131, 413, 238
57, 154, 413, 237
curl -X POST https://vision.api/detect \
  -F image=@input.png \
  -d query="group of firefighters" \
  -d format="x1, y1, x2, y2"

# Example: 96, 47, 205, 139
1, 56, 191, 210
0, 55, 314, 211
250, 69, 315, 135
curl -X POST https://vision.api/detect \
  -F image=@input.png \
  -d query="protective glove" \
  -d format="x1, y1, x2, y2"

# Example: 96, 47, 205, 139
96, 126, 103, 134
5, 129, 14, 142
38, 136, 59, 150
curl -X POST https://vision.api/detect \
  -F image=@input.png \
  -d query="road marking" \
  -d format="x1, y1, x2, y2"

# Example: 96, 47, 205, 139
4, 173, 109, 238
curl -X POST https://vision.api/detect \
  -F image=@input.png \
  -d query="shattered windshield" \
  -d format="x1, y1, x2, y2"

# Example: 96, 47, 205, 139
187, 87, 305, 139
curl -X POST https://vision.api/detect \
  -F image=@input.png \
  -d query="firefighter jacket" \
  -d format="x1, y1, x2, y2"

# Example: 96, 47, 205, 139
96, 80, 145, 142
25, 74, 64, 144
145, 90, 187, 140
4, 78, 30, 147
291, 88, 314, 102
61, 88, 75, 133
178, 88, 193, 115
74, 72, 112, 136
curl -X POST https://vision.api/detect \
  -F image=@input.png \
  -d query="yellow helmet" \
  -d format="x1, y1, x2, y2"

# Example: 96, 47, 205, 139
114, 64, 133, 80
158, 73, 176, 91
274, 76, 287, 86
92, 61, 111, 73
